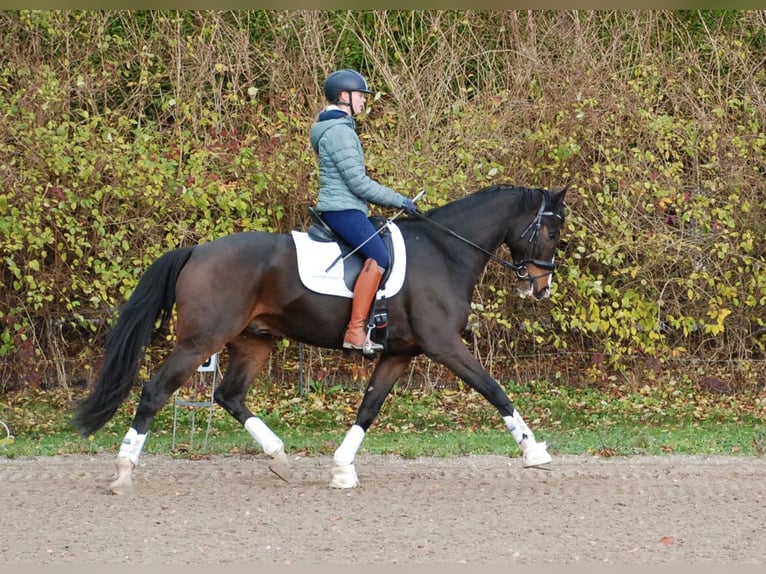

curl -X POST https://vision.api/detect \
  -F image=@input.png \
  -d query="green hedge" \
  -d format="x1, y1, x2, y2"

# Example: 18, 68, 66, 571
1, 11, 764, 391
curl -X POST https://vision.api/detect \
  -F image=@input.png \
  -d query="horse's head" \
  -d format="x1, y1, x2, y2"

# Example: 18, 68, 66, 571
506, 185, 568, 300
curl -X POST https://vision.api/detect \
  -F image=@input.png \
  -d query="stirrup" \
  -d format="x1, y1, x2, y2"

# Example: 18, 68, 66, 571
362, 337, 383, 355
343, 336, 383, 353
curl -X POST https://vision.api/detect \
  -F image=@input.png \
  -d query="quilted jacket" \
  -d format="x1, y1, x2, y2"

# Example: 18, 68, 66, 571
310, 108, 407, 215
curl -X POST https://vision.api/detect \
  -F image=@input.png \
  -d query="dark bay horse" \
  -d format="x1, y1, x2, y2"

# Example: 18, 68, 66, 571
73, 183, 567, 492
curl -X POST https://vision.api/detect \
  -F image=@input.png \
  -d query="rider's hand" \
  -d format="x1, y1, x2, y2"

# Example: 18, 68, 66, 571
402, 197, 418, 215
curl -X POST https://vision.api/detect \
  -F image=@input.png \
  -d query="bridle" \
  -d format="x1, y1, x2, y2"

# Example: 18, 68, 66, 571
413, 190, 562, 281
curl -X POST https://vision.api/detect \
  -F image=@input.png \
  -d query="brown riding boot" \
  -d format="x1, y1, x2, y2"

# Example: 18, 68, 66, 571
343, 258, 384, 352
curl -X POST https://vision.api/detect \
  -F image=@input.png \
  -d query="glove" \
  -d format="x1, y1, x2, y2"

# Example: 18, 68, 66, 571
402, 197, 417, 215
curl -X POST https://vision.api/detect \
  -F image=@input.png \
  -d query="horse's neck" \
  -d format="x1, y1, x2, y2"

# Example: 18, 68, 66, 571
435, 193, 526, 251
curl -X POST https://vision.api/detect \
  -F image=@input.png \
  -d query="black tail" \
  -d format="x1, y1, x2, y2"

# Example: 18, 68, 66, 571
72, 246, 195, 436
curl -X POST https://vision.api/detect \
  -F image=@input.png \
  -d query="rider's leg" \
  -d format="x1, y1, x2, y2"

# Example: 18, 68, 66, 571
321, 210, 390, 352
343, 258, 384, 350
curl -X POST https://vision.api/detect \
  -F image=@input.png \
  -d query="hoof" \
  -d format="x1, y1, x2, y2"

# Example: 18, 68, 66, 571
109, 476, 133, 495
268, 450, 291, 482
109, 458, 135, 495
329, 464, 359, 489
522, 441, 553, 468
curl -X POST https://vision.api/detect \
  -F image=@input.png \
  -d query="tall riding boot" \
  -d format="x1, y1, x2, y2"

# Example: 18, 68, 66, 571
343, 258, 384, 352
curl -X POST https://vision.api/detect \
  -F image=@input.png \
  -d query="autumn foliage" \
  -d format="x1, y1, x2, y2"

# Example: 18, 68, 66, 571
1, 11, 764, 392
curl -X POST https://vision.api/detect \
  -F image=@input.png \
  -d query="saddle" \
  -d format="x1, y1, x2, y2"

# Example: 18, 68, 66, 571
298, 207, 400, 349
306, 207, 396, 291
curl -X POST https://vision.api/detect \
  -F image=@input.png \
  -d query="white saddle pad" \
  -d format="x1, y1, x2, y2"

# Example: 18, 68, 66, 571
290, 222, 406, 299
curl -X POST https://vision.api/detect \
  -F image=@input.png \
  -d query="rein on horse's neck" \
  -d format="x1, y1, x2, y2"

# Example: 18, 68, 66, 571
413, 189, 559, 278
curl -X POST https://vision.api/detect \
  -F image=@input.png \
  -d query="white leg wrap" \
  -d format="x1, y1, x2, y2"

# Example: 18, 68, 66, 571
504, 412, 552, 467
503, 412, 535, 447
117, 427, 147, 466
333, 424, 365, 467
329, 425, 365, 488
244, 417, 284, 457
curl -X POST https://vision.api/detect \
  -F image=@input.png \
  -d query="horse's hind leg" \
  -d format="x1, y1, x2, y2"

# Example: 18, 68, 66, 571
111, 346, 208, 494
213, 335, 290, 481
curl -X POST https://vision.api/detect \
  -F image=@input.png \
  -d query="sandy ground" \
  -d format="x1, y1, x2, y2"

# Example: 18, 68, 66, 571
1, 453, 764, 564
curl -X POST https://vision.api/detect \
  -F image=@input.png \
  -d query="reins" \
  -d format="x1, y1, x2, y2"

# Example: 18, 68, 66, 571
412, 190, 561, 281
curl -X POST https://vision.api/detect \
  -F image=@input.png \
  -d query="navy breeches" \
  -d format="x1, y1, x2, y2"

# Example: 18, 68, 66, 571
321, 209, 390, 270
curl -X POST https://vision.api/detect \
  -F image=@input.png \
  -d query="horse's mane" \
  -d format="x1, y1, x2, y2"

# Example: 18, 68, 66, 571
423, 184, 546, 219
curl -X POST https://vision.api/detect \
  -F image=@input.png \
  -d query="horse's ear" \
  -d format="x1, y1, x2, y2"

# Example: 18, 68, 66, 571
551, 182, 571, 208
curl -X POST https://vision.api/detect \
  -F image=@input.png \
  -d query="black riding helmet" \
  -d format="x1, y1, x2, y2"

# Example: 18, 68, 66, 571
324, 69, 374, 103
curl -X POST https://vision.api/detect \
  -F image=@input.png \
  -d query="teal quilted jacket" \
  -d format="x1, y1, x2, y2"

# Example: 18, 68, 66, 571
310, 109, 406, 215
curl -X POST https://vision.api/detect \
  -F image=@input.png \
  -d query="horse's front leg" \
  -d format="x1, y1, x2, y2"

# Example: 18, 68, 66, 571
427, 341, 552, 468
330, 354, 411, 488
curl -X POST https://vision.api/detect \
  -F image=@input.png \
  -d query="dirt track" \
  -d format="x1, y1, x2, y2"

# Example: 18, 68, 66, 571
1, 453, 764, 564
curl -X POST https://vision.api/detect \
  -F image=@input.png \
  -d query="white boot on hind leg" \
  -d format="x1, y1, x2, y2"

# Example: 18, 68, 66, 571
244, 416, 291, 481
522, 440, 553, 468
110, 427, 146, 494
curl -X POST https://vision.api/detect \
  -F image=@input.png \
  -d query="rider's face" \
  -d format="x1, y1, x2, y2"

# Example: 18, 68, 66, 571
349, 91, 367, 115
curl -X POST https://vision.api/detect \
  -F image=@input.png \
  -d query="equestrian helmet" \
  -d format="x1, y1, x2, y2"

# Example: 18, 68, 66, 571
324, 69, 373, 102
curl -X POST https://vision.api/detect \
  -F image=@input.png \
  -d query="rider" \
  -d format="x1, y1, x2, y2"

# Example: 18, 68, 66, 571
310, 69, 417, 352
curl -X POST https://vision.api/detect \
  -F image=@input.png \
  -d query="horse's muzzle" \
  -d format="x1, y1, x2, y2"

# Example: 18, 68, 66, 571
515, 281, 551, 300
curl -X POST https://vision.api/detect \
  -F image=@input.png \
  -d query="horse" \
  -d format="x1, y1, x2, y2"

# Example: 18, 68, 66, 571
72, 183, 568, 493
